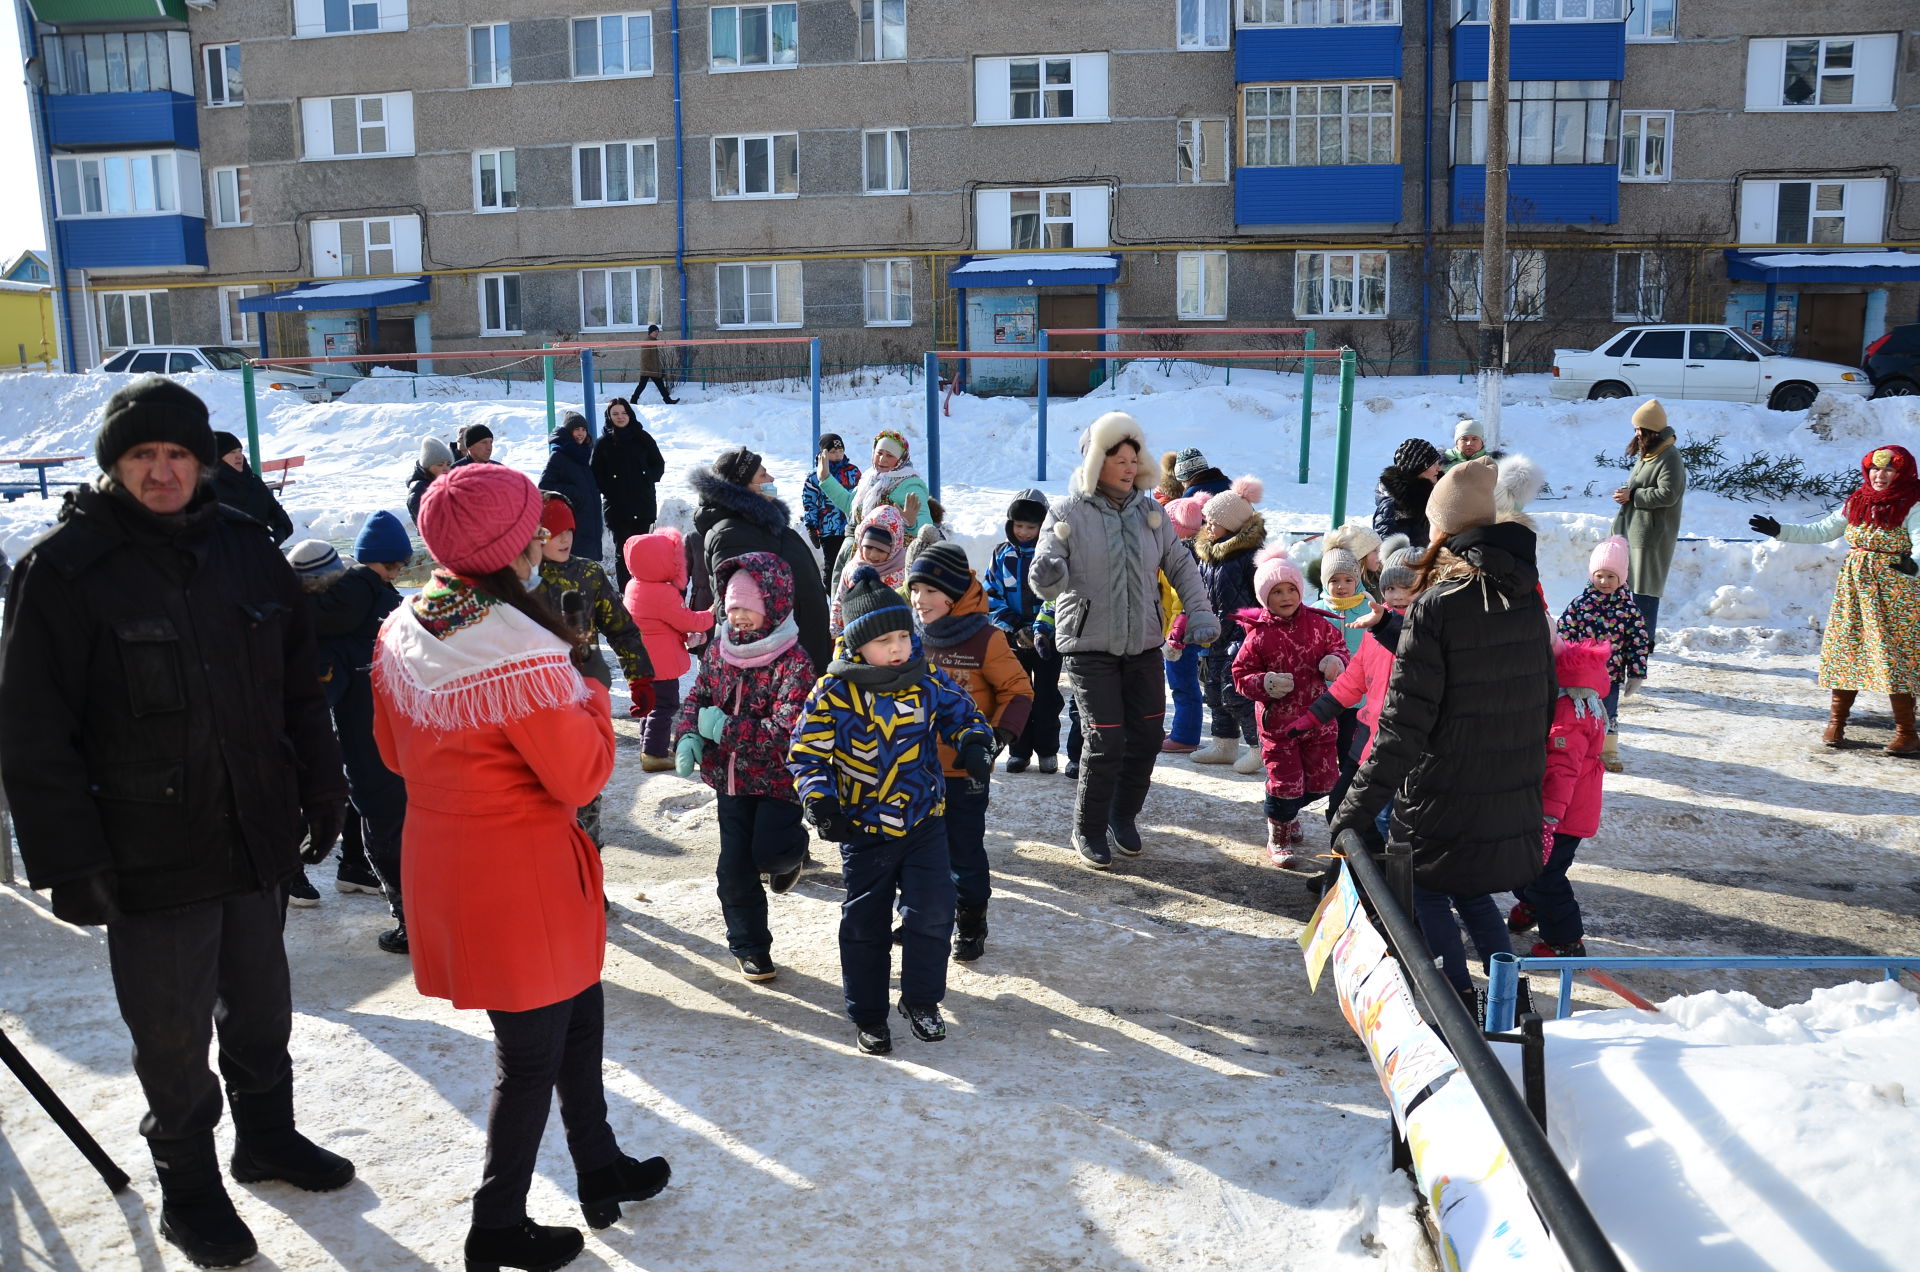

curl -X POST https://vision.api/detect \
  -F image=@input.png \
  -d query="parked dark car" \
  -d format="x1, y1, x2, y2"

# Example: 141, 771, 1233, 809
1864, 324, 1920, 398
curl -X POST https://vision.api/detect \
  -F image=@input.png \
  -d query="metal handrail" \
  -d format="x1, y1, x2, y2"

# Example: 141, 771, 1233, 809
1332, 831, 1628, 1272
1488, 954, 1920, 1031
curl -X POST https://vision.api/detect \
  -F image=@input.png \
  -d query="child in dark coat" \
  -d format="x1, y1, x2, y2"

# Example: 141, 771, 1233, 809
1508, 638, 1612, 957
985, 489, 1059, 772
788, 566, 994, 1056
1555, 535, 1652, 774
675, 552, 816, 982
1192, 477, 1267, 771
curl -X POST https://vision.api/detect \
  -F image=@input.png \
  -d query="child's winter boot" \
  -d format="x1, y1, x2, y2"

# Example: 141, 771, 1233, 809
1824, 689, 1857, 747
1506, 901, 1537, 933
1889, 694, 1920, 756
953, 904, 989, 962
1191, 736, 1239, 765
1232, 746, 1263, 775
1600, 734, 1623, 773
1529, 938, 1587, 959
1266, 820, 1307, 869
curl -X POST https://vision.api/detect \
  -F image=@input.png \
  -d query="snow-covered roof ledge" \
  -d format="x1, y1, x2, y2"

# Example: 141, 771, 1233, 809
951, 254, 1120, 276
1725, 249, 1920, 283
1747, 251, 1919, 269
948, 254, 1121, 288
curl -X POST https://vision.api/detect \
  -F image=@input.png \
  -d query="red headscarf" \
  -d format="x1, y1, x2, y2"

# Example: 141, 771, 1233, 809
1843, 445, 1920, 529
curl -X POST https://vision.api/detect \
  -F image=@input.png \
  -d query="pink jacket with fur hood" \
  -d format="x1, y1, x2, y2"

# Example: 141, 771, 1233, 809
622, 527, 715, 681
1544, 639, 1612, 838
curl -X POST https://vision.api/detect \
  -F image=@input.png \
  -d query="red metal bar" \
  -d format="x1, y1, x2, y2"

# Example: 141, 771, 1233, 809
934, 349, 1344, 360
1043, 327, 1312, 337
548, 337, 815, 349
1585, 969, 1658, 1012
252, 336, 816, 368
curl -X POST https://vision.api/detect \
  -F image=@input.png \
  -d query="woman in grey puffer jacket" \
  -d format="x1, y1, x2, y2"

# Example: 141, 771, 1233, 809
1031, 412, 1219, 870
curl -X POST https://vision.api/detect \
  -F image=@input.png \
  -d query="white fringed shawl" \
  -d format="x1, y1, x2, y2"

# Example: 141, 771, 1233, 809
374, 601, 588, 734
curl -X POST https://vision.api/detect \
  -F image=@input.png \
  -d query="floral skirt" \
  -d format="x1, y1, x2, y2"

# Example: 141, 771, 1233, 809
1818, 523, 1920, 695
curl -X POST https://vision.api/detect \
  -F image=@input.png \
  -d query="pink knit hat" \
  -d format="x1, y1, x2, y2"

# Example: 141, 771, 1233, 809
1588, 535, 1630, 582
417, 462, 543, 577
724, 565, 766, 616
1166, 495, 1205, 538
1253, 545, 1306, 608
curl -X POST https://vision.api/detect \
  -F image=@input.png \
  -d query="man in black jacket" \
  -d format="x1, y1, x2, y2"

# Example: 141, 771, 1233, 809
689, 446, 831, 673
0, 378, 353, 1270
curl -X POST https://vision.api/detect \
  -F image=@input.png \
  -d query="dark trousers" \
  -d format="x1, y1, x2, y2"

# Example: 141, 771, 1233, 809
1066, 696, 1083, 763
476, 983, 619, 1227
818, 534, 845, 591
943, 775, 991, 909
713, 793, 808, 958
632, 375, 674, 403
838, 815, 954, 1026
1164, 643, 1204, 746
608, 515, 652, 590
1066, 650, 1166, 839
1601, 681, 1622, 736
1011, 646, 1064, 760
335, 676, 406, 918
1202, 654, 1257, 743
1264, 793, 1313, 822
1632, 592, 1660, 653
641, 675, 681, 757
1516, 833, 1584, 945
1322, 707, 1361, 823
1412, 886, 1513, 995
106, 886, 293, 1146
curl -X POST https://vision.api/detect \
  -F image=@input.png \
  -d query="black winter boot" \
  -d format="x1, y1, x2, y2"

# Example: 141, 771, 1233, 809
463, 1218, 585, 1272
228, 1076, 355, 1192
576, 1153, 671, 1229
952, 904, 989, 962
154, 1134, 257, 1269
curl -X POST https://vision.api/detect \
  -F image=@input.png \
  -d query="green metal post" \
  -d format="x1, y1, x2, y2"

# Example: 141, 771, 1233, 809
241, 362, 262, 471
1329, 349, 1357, 529
1298, 329, 1317, 484
543, 346, 556, 431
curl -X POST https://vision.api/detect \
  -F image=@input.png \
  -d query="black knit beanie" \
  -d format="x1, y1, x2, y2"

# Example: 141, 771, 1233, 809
212, 430, 244, 457
906, 540, 972, 601
459, 423, 494, 448
841, 565, 913, 650
714, 445, 763, 488
95, 376, 216, 471
1393, 438, 1440, 473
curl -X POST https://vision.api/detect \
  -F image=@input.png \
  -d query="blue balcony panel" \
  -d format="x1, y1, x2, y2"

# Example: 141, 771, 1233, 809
47, 91, 199, 149
1237, 165, 1403, 226
1452, 23, 1625, 81
57, 215, 207, 270
1450, 164, 1617, 224
1236, 26, 1402, 81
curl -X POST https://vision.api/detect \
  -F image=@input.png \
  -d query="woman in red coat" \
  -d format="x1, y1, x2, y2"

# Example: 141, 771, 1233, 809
372, 463, 669, 1272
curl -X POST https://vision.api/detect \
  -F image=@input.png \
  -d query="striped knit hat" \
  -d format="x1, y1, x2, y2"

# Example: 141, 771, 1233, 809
841, 565, 914, 650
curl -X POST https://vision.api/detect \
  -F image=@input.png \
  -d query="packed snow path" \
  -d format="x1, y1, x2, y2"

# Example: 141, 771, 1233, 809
5, 646, 1918, 1271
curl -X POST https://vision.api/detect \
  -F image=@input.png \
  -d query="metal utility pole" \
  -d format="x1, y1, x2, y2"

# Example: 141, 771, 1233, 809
1476, 0, 1510, 449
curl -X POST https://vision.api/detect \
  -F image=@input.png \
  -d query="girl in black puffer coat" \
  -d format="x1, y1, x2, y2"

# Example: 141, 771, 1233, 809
1372, 437, 1443, 549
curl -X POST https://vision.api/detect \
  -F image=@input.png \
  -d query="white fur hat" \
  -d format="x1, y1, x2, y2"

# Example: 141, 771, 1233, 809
1074, 411, 1155, 497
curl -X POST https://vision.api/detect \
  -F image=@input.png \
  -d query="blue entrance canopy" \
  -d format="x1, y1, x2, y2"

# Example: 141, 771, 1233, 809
238, 277, 431, 313
1723, 250, 1920, 284
947, 254, 1120, 289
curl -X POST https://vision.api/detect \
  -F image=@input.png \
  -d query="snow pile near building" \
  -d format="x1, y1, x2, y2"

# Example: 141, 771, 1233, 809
1498, 980, 1920, 1272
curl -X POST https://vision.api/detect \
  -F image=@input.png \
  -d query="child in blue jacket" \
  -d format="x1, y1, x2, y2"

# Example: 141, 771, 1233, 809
985, 488, 1061, 772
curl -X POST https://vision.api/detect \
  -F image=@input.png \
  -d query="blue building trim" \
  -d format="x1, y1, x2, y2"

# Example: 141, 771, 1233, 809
1235, 26, 1402, 81
1450, 165, 1617, 224
1451, 22, 1625, 81
47, 91, 198, 149
1237, 165, 1403, 225
56, 215, 207, 270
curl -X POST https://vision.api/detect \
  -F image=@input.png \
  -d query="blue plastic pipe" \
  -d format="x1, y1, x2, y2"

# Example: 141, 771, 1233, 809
809, 336, 821, 448
1487, 952, 1521, 1033
580, 347, 597, 426
1036, 329, 1049, 482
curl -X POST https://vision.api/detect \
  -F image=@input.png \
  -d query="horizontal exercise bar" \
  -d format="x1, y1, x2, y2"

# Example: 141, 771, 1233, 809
933, 349, 1345, 361
1043, 326, 1312, 336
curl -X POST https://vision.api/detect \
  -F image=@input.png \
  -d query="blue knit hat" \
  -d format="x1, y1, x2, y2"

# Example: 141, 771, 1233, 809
841, 565, 913, 651
354, 509, 413, 565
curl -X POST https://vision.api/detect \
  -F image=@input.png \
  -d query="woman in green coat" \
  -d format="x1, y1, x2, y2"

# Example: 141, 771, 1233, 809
1609, 398, 1686, 643
821, 429, 933, 582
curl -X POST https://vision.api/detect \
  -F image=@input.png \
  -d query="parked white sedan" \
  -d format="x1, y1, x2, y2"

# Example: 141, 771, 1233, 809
1551, 325, 1873, 411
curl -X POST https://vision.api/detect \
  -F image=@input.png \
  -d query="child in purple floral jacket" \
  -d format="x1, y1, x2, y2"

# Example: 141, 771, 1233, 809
1555, 535, 1653, 773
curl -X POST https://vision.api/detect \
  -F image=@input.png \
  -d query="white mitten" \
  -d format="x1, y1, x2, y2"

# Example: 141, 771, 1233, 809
1262, 672, 1294, 699
1318, 655, 1345, 679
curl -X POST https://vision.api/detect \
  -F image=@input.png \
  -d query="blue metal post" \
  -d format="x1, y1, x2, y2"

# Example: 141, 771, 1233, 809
1763, 279, 1779, 344
580, 347, 598, 425
809, 336, 822, 448
669, 0, 690, 339
1487, 952, 1520, 1034
922, 352, 940, 500
1094, 283, 1108, 388
1037, 329, 1050, 482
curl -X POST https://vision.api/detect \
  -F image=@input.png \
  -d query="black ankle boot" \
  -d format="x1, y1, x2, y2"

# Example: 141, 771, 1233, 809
227, 1077, 355, 1192
952, 904, 989, 962
576, 1153, 670, 1229
463, 1218, 584, 1272
154, 1134, 257, 1269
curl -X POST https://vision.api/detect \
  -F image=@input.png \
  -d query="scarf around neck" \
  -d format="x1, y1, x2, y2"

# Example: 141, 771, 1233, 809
921, 609, 990, 650
719, 613, 801, 669
377, 577, 587, 732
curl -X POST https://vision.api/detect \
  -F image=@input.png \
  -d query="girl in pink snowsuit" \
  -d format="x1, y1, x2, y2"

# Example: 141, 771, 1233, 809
1507, 637, 1612, 958
1233, 548, 1349, 867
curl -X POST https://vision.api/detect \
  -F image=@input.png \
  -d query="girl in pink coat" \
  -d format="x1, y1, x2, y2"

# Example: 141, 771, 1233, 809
1232, 547, 1350, 867
622, 526, 716, 769
1507, 637, 1612, 957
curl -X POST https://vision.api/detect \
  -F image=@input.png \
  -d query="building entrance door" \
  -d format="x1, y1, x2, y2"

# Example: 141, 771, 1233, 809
1799, 293, 1866, 366
1039, 294, 1097, 394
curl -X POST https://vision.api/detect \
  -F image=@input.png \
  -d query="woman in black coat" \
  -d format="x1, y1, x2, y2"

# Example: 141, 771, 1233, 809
1333, 457, 1555, 988
1372, 437, 1443, 550
591, 397, 665, 587
210, 431, 294, 545
689, 446, 831, 674
538, 414, 604, 563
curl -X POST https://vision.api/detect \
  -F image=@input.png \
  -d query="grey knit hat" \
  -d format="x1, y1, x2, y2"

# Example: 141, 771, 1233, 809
1320, 546, 1362, 587
1173, 447, 1210, 482
419, 435, 455, 468
1379, 548, 1420, 594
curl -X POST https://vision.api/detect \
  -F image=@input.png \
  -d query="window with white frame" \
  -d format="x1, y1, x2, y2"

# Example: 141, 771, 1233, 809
45, 31, 192, 95
1612, 252, 1664, 320
712, 133, 797, 198
717, 261, 802, 328
1745, 36, 1896, 111
210, 166, 248, 226
479, 274, 522, 335
859, 0, 905, 60
53, 151, 194, 218
1242, 0, 1398, 25
1295, 250, 1388, 317
1446, 249, 1546, 320
1177, 252, 1228, 320
574, 141, 657, 205
581, 266, 663, 330
864, 259, 913, 326
1013, 190, 1077, 249
1179, 0, 1230, 48
1625, 0, 1673, 39
474, 149, 517, 211
1738, 177, 1886, 245
310, 215, 422, 276
710, 4, 797, 70
1456, 0, 1620, 18
972, 186, 1111, 250
572, 13, 652, 78
99, 290, 169, 349
469, 23, 510, 86
220, 286, 257, 345
974, 54, 1110, 124
300, 93, 414, 159
203, 43, 241, 106
863, 128, 908, 193
1243, 83, 1396, 166
1178, 118, 1229, 182
1452, 80, 1615, 165
293, 0, 407, 38
1618, 111, 1670, 181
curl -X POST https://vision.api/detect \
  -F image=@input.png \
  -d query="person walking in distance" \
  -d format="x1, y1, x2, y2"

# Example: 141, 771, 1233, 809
0, 377, 353, 1269
592, 396, 667, 590
631, 324, 678, 404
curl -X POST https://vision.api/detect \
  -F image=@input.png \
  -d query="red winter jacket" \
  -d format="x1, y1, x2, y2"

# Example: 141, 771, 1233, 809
1543, 639, 1612, 839
623, 527, 715, 682
1232, 605, 1350, 764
